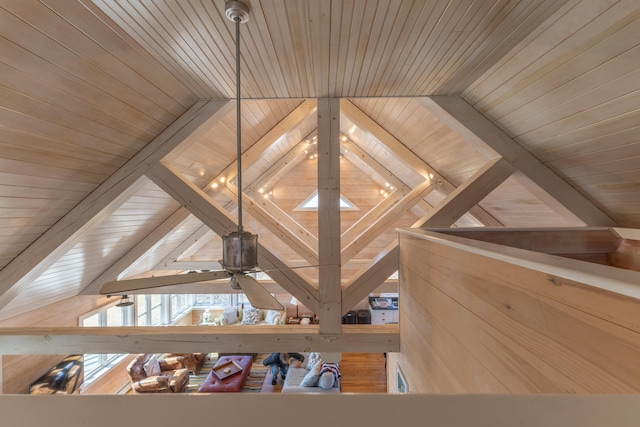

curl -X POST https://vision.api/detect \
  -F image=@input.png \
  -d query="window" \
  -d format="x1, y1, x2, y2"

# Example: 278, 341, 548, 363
192, 294, 232, 308
295, 191, 359, 211
136, 295, 164, 326
81, 303, 133, 385
170, 294, 190, 320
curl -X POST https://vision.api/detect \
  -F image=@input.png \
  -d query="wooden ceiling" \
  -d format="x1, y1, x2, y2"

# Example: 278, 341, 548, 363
0, 0, 639, 322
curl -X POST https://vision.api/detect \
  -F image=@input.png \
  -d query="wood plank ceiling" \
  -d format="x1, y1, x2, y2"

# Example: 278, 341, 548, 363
0, 0, 638, 322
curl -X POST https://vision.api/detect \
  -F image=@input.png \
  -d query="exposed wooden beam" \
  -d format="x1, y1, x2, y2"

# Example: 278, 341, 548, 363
146, 162, 320, 312
245, 135, 315, 196
110, 281, 285, 295
340, 138, 410, 194
155, 225, 215, 269
317, 98, 342, 334
419, 96, 616, 226
415, 158, 516, 228
342, 189, 403, 246
340, 99, 502, 227
342, 244, 399, 314
0, 100, 232, 309
341, 179, 434, 264
159, 261, 223, 271
0, 325, 400, 354
222, 183, 319, 265
80, 207, 199, 294
220, 100, 317, 184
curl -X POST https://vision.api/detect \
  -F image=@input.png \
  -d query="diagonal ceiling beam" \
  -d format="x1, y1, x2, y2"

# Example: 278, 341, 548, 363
342, 189, 403, 247
419, 96, 616, 226
317, 98, 342, 334
220, 100, 317, 184
340, 99, 502, 227
340, 138, 411, 245
86, 101, 315, 294
342, 243, 399, 314
245, 133, 317, 196
221, 183, 319, 265
80, 207, 197, 295
146, 162, 320, 312
0, 100, 232, 309
341, 179, 435, 264
414, 157, 516, 228
157, 225, 215, 267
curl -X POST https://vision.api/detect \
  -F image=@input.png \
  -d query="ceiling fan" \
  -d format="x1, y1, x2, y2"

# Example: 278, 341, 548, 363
100, 1, 283, 311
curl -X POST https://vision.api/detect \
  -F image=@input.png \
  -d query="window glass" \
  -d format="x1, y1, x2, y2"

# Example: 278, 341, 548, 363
136, 295, 148, 326
150, 295, 162, 325
81, 304, 132, 385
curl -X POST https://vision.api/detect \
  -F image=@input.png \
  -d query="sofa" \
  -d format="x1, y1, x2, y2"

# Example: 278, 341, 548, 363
281, 352, 341, 393
208, 307, 286, 326
126, 354, 189, 393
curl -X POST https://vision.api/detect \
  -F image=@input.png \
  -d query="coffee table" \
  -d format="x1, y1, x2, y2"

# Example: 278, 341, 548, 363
197, 355, 253, 393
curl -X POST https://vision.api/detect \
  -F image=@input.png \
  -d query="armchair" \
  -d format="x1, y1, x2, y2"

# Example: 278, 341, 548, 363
167, 353, 208, 375
126, 354, 189, 393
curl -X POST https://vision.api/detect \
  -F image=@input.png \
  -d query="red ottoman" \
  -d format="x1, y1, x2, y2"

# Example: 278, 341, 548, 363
197, 355, 253, 393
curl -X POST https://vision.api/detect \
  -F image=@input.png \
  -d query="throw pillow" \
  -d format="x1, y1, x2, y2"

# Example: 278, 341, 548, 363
300, 363, 322, 387
222, 309, 239, 325
143, 354, 161, 377
265, 309, 281, 325
307, 352, 322, 370
317, 371, 335, 389
242, 307, 262, 325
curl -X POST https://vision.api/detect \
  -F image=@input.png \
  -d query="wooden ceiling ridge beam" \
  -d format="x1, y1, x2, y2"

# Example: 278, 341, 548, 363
342, 179, 435, 264
415, 157, 516, 228
145, 162, 320, 312
342, 243, 399, 314
317, 98, 342, 334
340, 99, 502, 227
419, 96, 617, 226
0, 325, 400, 354
221, 183, 319, 265
0, 100, 232, 308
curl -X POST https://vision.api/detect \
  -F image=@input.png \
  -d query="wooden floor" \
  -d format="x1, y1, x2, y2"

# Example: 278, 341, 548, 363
261, 352, 387, 393
340, 352, 387, 393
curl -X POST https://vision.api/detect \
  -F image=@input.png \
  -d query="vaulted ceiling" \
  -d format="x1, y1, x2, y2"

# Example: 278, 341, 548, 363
1, 0, 639, 323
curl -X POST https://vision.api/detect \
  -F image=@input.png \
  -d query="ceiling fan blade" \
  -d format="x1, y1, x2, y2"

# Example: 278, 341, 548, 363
235, 274, 284, 310
100, 270, 230, 295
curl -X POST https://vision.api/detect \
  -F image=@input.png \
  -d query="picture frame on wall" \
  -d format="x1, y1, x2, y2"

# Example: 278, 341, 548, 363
396, 364, 408, 393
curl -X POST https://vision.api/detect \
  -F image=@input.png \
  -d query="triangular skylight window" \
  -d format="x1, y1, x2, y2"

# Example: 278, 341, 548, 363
295, 191, 359, 211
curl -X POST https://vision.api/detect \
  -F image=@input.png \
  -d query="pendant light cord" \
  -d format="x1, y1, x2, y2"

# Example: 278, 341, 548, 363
235, 16, 243, 235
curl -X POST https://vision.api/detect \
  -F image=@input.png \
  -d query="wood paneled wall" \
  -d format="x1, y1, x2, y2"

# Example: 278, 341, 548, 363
395, 230, 640, 393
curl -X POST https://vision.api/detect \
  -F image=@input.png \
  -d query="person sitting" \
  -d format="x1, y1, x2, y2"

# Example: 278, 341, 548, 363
263, 352, 304, 385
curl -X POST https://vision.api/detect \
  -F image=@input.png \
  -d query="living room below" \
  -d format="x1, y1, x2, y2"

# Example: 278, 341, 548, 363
122, 352, 386, 395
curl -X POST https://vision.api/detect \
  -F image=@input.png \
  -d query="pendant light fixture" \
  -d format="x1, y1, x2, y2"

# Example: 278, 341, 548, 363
222, 0, 259, 285
116, 295, 133, 307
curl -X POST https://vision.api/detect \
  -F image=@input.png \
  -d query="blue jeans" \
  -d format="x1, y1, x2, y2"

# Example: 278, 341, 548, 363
270, 362, 288, 378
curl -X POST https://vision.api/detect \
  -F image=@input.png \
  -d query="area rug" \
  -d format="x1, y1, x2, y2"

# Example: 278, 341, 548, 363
184, 353, 268, 393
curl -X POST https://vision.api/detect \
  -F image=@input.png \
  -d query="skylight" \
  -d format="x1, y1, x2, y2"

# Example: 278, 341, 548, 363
295, 191, 359, 211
